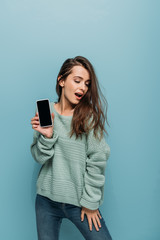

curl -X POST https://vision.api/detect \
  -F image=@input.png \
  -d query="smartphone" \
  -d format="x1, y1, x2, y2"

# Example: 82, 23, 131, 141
36, 99, 52, 127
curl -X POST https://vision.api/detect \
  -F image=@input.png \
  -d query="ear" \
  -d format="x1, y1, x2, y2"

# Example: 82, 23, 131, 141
58, 76, 65, 87
58, 75, 62, 81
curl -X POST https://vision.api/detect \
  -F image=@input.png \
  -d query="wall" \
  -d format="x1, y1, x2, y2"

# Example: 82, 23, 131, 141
0, 0, 159, 239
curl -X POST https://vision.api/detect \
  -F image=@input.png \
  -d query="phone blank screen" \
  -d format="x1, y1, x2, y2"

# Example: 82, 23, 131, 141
37, 100, 52, 127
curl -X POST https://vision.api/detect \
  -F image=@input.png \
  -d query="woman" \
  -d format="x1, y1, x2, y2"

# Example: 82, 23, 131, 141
30, 56, 112, 240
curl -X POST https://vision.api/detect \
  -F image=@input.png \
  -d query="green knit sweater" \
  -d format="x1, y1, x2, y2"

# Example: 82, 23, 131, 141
30, 102, 110, 210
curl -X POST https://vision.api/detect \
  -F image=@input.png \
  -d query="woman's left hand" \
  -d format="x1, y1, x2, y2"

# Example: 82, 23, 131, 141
81, 206, 102, 231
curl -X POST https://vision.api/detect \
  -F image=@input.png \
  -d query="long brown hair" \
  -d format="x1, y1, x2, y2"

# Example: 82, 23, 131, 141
56, 56, 110, 140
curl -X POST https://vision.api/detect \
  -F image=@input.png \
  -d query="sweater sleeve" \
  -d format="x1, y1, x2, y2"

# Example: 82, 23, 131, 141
79, 128, 110, 210
30, 106, 58, 165
30, 130, 58, 165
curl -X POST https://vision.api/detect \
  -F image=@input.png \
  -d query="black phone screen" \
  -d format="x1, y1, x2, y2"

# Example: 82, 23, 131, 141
36, 99, 52, 127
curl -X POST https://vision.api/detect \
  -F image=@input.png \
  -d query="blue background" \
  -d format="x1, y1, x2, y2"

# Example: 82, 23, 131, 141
0, 1, 159, 239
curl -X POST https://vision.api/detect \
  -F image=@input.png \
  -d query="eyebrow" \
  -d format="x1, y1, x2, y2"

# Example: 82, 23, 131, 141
74, 76, 91, 82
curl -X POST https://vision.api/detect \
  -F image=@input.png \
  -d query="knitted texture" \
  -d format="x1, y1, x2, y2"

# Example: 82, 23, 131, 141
30, 102, 110, 210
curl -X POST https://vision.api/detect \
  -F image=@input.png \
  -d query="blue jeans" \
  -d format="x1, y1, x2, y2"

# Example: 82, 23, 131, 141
35, 194, 112, 240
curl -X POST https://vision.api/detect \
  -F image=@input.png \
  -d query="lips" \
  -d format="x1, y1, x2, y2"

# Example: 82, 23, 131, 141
75, 92, 83, 100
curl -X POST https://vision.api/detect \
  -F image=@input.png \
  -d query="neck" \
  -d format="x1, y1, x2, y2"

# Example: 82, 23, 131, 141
57, 98, 75, 116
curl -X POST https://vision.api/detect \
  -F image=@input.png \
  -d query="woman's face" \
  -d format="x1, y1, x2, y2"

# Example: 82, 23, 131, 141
59, 65, 91, 105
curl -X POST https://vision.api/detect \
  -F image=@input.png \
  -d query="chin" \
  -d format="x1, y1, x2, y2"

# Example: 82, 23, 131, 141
70, 100, 77, 107
68, 97, 80, 106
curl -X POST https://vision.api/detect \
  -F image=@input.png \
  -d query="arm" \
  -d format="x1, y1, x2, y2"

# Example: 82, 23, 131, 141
30, 129, 58, 165
30, 106, 58, 165
80, 128, 110, 210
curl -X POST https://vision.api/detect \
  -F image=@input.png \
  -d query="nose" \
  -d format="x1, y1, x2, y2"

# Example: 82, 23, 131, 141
80, 82, 87, 92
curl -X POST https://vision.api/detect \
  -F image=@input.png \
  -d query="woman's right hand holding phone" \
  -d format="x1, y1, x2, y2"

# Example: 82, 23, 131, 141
31, 112, 55, 138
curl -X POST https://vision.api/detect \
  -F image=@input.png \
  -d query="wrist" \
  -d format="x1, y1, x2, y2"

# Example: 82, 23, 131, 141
44, 133, 53, 139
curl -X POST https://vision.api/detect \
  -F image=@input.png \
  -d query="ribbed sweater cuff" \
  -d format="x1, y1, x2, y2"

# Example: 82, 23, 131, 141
80, 198, 100, 210
39, 130, 58, 147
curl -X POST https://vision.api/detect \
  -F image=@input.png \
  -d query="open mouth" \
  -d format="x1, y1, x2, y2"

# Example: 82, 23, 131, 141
75, 93, 83, 100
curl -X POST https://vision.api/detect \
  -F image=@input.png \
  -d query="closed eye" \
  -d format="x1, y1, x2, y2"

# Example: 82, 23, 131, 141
74, 80, 90, 87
